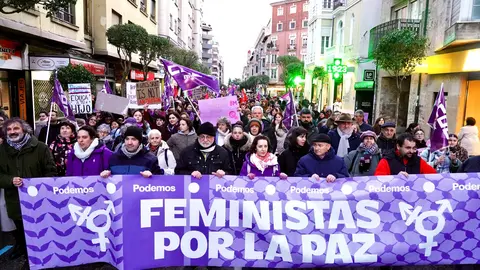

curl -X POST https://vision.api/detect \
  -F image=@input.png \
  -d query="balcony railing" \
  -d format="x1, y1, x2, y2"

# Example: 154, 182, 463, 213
288, 44, 296, 51
333, 0, 345, 10
368, 19, 421, 58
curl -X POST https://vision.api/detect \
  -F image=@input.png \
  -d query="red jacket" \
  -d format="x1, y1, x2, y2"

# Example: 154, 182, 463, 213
374, 152, 437, 176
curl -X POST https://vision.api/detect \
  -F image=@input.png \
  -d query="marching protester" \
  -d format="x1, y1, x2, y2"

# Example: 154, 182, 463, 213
414, 129, 428, 149
377, 122, 397, 156
215, 117, 231, 147
97, 123, 115, 150
66, 126, 112, 176
278, 127, 310, 176
247, 106, 271, 131
344, 131, 381, 176
132, 109, 151, 138
247, 119, 263, 139
239, 135, 287, 179
87, 114, 98, 128
328, 113, 361, 157
0, 118, 56, 260
223, 123, 253, 175
375, 133, 436, 176
146, 129, 176, 175
110, 119, 122, 140
298, 109, 319, 143
420, 145, 462, 173
294, 133, 349, 182
167, 118, 198, 161
38, 111, 61, 145
406, 122, 421, 135
373, 117, 385, 135
164, 112, 181, 141
458, 117, 480, 157
34, 111, 48, 137
101, 126, 162, 178
49, 121, 77, 176
448, 134, 469, 162
354, 109, 373, 132
176, 122, 232, 178
266, 113, 288, 155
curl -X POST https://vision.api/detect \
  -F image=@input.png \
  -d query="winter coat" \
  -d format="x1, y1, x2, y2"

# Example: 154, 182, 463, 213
284, 123, 318, 149
458, 125, 480, 156
377, 135, 397, 156
147, 141, 176, 175
109, 147, 163, 175
216, 130, 231, 147
66, 143, 113, 177
294, 148, 349, 178
0, 136, 56, 220
420, 148, 462, 173
458, 156, 480, 173
38, 122, 61, 145
167, 129, 198, 161
100, 135, 115, 151
266, 126, 287, 154
176, 142, 233, 175
327, 129, 361, 156
359, 122, 374, 132
344, 146, 382, 176
239, 153, 280, 177
164, 124, 180, 142
223, 133, 253, 175
375, 150, 437, 176
278, 143, 310, 176
49, 135, 76, 176
449, 145, 469, 162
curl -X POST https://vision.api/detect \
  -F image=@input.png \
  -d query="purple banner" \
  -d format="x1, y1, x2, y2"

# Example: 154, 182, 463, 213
19, 173, 480, 269
161, 59, 220, 93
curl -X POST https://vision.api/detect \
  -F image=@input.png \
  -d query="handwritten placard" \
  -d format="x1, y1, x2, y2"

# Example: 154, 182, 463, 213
136, 80, 161, 105
68, 84, 92, 114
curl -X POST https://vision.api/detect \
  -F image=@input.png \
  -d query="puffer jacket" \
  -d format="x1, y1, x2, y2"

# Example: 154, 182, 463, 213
109, 147, 163, 175
176, 141, 232, 175
66, 143, 113, 177
167, 129, 198, 161
294, 147, 349, 178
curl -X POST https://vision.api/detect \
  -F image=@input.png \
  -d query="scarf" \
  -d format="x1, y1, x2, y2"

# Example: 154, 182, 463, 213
216, 129, 230, 147
250, 153, 278, 173
7, 133, 31, 151
337, 127, 353, 157
73, 138, 99, 162
121, 143, 143, 158
357, 143, 379, 173
167, 124, 178, 133
197, 140, 216, 153
148, 143, 159, 155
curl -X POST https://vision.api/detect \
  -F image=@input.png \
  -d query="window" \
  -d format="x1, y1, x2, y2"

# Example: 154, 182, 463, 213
55, 4, 75, 24
150, 0, 156, 20
84, 0, 92, 35
277, 22, 283, 31
301, 54, 306, 61
175, 19, 178, 34
303, 19, 308, 28
302, 36, 308, 47
272, 54, 277, 63
271, 68, 277, 79
288, 52, 296, 56
271, 38, 277, 48
169, 14, 173, 29
336, 20, 344, 47
321, 36, 330, 54
112, 10, 122, 25
290, 20, 296, 29
277, 7, 283, 16
349, 13, 355, 45
289, 38, 296, 46
323, 0, 331, 9
140, 0, 147, 13
410, 0, 420, 20
474, 0, 480, 20
290, 4, 296, 14
303, 2, 308, 12
392, 5, 407, 19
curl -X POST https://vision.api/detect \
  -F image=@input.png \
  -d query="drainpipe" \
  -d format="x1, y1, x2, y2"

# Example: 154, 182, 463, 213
414, 0, 429, 123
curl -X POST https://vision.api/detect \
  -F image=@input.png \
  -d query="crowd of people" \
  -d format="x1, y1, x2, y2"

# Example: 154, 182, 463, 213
0, 93, 479, 263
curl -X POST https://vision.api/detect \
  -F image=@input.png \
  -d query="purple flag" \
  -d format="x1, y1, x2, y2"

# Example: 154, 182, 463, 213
428, 83, 449, 152
282, 91, 296, 129
163, 73, 173, 110
161, 59, 220, 93
228, 85, 235, 96
52, 78, 76, 121
102, 80, 113, 94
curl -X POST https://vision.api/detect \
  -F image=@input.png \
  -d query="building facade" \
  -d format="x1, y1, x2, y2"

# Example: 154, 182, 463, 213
201, 22, 213, 70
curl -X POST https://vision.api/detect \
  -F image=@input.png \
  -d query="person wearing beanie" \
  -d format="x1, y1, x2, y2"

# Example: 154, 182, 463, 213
377, 122, 397, 156
223, 124, 253, 175
327, 113, 361, 158
176, 122, 232, 178
294, 133, 349, 182
344, 130, 382, 176
248, 119, 262, 139
101, 126, 162, 178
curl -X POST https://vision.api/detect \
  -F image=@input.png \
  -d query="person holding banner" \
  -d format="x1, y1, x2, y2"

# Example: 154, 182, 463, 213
239, 135, 287, 179
176, 122, 232, 178
0, 118, 56, 260
223, 123, 253, 175
102, 126, 162, 178
294, 133, 349, 182
66, 126, 113, 177
279, 127, 310, 176
146, 129, 176, 175
49, 121, 77, 176
344, 131, 382, 177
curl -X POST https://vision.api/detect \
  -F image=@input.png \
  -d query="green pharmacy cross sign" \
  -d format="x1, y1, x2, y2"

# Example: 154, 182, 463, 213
327, 58, 347, 79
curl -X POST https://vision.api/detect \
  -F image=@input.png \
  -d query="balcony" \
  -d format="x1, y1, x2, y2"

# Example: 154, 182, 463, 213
202, 52, 212, 59
288, 44, 296, 51
333, 0, 345, 11
202, 43, 212, 49
368, 19, 421, 58
202, 34, 213, 40
438, 21, 480, 52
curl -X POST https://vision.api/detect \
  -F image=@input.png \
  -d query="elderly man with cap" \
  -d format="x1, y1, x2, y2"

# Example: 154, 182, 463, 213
294, 134, 349, 182
101, 126, 162, 178
344, 130, 382, 176
377, 122, 397, 156
176, 122, 232, 178
327, 113, 361, 157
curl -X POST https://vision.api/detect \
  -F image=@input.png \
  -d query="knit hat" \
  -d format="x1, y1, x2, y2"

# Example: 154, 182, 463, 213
311, 134, 331, 144
360, 130, 377, 141
124, 126, 143, 142
124, 117, 137, 125
248, 119, 262, 128
198, 122, 216, 137
381, 122, 396, 128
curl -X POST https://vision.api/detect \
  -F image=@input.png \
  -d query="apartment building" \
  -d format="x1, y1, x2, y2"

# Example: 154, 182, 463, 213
201, 22, 214, 69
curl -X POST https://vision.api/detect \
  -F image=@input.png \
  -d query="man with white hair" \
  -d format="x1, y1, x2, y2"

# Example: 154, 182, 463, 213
244, 106, 271, 133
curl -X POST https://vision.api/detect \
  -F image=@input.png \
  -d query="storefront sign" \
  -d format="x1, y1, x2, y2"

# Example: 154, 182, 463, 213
70, 59, 105, 76
29, 56, 69, 70
136, 80, 161, 105
18, 78, 27, 120
130, 69, 155, 81
68, 84, 93, 114
0, 39, 22, 70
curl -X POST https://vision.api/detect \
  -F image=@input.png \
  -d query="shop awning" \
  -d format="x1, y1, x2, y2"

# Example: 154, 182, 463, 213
354, 81, 374, 90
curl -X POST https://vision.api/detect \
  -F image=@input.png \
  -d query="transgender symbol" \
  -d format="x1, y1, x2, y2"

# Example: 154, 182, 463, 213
68, 201, 115, 252
399, 199, 453, 256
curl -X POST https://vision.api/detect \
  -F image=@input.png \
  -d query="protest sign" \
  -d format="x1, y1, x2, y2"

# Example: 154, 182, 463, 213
20, 173, 480, 269
67, 84, 92, 114
136, 80, 161, 105
126, 82, 138, 108
94, 92, 130, 115
198, 96, 240, 124
191, 88, 204, 100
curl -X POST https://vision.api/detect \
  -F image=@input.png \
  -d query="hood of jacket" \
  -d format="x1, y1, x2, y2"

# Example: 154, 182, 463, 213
178, 129, 197, 137
223, 132, 252, 152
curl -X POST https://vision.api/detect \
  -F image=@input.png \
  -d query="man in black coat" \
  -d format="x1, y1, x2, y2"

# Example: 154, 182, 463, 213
176, 122, 232, 178
377, 122, 397, 156
328, 113, 361, 157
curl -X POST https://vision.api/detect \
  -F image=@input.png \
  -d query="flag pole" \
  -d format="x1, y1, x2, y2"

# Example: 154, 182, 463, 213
291, 90, 299, 126
45, 72, 58, 144
185, 95, 202, 123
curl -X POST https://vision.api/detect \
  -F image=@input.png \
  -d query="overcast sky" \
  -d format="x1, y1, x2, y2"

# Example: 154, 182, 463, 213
203, 0, 273, 82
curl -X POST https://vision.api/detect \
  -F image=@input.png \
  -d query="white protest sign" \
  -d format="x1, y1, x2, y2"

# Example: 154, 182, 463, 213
95, 92, 130, 115
68, 84, 92, 114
